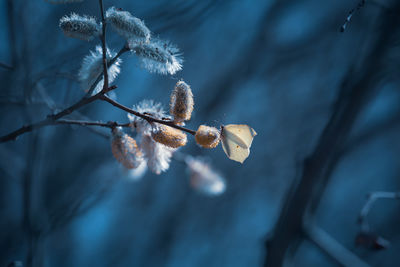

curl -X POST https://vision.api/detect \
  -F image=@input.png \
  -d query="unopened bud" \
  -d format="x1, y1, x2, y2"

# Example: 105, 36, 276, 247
170, 80, 194, 122
111, 127, 143, 169
195, 125, 220, 148
59, 13, 100, 41
151, 124, 187, 148
106, 7, 150, 43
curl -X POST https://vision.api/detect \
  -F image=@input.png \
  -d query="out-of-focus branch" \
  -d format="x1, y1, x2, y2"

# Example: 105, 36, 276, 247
0, 61, 13, 70
264, 3, 400, 266
6, 0, 17, 66
304, 224, 370, 267
358, 191, 400, 232
340, 0, 366, 32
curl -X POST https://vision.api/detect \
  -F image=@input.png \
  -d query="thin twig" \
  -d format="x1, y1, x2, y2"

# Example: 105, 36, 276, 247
0, 84, 196, 142
85, 44, 129, 97
55, 119, 130, 128
358, 191, 400, 232
0, 86, 113, 143
98, 0, 109, 93
100, 94, 197, 135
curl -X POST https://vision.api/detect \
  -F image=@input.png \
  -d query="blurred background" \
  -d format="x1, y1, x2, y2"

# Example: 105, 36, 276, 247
0, 0, 400, 266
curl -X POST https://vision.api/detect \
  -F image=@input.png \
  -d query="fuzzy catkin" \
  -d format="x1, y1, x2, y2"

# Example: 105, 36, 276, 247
111, 128, 143, 169
59, 13, 100, 41
130, 39, 183, 75
186, 157, 225, 196
106, 7, 150, 43
195, 125, 220, 148
170, 80, 194, 123
151, 125, 187, 148
78, 45, 121, 95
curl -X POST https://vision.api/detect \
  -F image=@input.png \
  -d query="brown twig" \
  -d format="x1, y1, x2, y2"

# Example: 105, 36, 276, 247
85, 44, 129, 97
100, 94, 196, 135
0, 84, 196, 142
98, 0, 109, 93
55, 119, 130, 129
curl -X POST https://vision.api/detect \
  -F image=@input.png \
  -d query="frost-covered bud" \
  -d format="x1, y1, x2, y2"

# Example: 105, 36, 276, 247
195, 125, 220, 148
59, 13, 100, 41
186, 157, 225, 196
79, 45, 122, 95
170, 80, 194, 122
141, 135, 175, 174
130, 39, 183, 75
111, 127, 143, 169
151, 124, 187, 148
106, 7, 150, 43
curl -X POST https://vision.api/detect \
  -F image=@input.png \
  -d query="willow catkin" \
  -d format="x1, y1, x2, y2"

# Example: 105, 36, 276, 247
151, 124, 187, 148
59, 13, 100, 41
111, 128, 143, 169
105, 7, 150, 43
195, 125, 220, 148
130, 39, 183, 75
170, 80, 194, 122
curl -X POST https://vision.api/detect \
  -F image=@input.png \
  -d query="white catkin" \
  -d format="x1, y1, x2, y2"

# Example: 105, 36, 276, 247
124, 160, 147, 181
106, 7, 151, 43
186, 157, 226, 196
59, 13, 100, 41
78, 45, 122, 95
141, 135, 175, 175
111, 127, 144, 169
127, 100, 176, 174
130, 39, 183, 75
128, 100, 169, 136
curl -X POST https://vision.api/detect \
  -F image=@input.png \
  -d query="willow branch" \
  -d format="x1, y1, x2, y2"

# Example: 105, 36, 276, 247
0, 86, 115, 143
98, 0, 109, 93
0, 83, 197, 142
85, 44, 129, 97
100, 94, 197, 135
358, 191, 400, 232
55, 119, 130, 128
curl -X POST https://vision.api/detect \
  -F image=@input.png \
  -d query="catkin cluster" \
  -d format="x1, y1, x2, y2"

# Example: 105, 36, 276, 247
48, 2, 257, 194
147, 80, 194, 148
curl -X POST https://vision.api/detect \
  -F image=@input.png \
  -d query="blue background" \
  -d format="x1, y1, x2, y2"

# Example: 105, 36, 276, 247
0, 0, 400, 266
